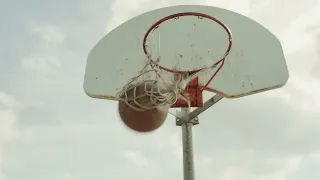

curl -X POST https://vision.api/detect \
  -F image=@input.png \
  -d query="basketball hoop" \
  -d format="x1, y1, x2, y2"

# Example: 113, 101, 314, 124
143, 12, 232, 73
143, 12, 232, 94
118, 12, 233, 111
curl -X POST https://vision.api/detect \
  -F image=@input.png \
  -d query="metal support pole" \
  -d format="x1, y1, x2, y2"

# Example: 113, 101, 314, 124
177, 107, 198, 180
174, 74, 224, 180
175, 94, 223, 180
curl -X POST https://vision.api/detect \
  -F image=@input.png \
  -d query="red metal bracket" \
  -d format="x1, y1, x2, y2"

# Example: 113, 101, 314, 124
171, 77, 204, 108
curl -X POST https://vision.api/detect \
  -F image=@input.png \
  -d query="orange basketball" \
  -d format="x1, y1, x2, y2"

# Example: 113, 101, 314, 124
118, 84, 169, 132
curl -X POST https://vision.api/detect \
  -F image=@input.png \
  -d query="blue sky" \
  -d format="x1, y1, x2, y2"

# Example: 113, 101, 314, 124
1, 0, 320, 180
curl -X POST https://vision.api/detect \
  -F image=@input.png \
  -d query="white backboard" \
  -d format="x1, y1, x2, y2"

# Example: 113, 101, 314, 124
83, 5, 289, 100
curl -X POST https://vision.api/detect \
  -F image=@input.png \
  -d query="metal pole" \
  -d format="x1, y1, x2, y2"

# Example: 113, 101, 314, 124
181, 107, 195, 180
175, 94, 222, 180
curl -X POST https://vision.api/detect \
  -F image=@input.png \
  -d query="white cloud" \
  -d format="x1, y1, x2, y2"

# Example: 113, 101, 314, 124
62, 172, 73, 180
246, 1, 320, 115
309, 152, 320, 159
279, 2, 320, 55
21, 56, 61, 73
20, 23, 66, 75
263, 74, 320, 113
0, 92, 19, 180
121, 150, 150, 167
105, 0, 253, 33
0, 109, 18, 142
0, 92, 19, 142
220, 156, 301, 180
30, 23, 66, 47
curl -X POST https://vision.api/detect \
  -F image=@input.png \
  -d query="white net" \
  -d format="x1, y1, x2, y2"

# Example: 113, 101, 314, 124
117, 57, 190, 112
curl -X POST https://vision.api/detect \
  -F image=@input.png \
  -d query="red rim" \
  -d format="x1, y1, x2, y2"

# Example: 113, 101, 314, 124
142, 12, 233, 73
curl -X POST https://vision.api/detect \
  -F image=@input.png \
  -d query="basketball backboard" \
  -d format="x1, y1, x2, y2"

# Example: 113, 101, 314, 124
83, 5, 289, 100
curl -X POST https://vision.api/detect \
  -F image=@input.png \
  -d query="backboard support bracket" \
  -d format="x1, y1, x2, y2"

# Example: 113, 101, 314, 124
171, 77, 204, 108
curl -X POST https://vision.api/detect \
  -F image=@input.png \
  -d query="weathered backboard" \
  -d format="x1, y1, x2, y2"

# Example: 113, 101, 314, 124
83, 5, 289, 100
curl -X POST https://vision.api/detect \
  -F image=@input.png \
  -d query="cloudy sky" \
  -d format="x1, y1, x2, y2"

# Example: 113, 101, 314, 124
1, 0, 320, 180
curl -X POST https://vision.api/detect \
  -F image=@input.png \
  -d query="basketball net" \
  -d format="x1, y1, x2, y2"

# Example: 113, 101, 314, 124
117, 56, 189, 112
117, 12, 232, 111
